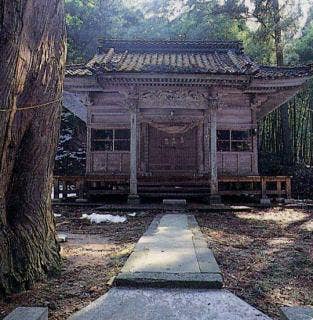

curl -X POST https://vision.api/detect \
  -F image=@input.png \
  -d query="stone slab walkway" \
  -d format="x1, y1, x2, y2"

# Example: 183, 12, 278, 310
69, 213, 273, 320
280, 306, 313, 320
69, 287, 272, 320
114, 214, 223, 288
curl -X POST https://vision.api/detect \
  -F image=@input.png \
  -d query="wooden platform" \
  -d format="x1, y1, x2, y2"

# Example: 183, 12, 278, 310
53, 175, 292, 200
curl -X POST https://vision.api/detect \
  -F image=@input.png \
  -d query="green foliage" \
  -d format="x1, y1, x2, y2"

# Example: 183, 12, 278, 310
295, 21, 313, 63
65, 0, 252, 62
65, 0, 144, 62
64, 0, 313, 172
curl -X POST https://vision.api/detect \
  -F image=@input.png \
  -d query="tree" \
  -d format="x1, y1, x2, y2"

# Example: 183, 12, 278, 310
65, 0, 143, 63
0, 0, 66, 295
215, 0, 303, 165
255, 0, 301, 165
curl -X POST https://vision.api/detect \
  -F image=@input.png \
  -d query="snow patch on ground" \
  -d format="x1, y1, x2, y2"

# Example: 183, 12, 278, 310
81, 213, 127, 224
128, 212, 137, 217
54, 213, 62, 218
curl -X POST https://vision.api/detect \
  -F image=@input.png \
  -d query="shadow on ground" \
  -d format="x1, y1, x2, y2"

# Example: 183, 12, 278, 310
196, 208, 313, 320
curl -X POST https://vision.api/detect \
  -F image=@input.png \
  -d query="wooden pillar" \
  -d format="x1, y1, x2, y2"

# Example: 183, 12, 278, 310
143, 123, 149, 174
203, 110, 210, 174
251, 106, 259, 175
286, 178, 292, 199
260, 177, 271, 205
85, 93, 92, 174
128, 93, 140, 204
76, 178, 86, 200
197, 121, 204, 174
261, 177, 267, 199
277, 181, 282, 198
53, 178, 59, 199
209, 98, 221, 205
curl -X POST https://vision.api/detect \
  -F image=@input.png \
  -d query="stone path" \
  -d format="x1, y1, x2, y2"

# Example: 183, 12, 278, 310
69, 287, 271, 320
115, 214, 222, 288
280, 306, 313, 320
69, 213, 272, 320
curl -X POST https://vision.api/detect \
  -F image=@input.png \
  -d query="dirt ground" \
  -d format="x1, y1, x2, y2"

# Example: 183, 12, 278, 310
0, 206, 312, 320
197, 207, 313, 319
0, 206, 154, 320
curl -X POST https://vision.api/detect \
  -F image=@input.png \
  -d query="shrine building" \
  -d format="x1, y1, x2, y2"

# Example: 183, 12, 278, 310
62, 40, 313, 203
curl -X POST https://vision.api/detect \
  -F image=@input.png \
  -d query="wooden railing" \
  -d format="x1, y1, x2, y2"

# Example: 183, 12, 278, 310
52, 175, 291, 200
219, 176, 291, 199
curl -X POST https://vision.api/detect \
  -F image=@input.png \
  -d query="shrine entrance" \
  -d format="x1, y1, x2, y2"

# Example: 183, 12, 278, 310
148, 124, 198, 174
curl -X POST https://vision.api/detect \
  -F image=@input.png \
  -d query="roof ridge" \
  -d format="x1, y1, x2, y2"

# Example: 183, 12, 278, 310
260, 65, 311, 70
66, 63, 87, 68
97, 39, 244, 54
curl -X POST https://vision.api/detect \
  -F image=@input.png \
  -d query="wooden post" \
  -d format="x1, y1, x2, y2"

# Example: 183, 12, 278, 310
128, 92, 140, 204
209, 98, 221, 205
277, 181, 282, 198
250, 105, 259, 175
260, 177, 271, 205
204, 110, 210, 174
261, 177, 267, 199
76, 178, 87, 202
86, 93, 92, 174
197, 122, 204, 174
286, 178, 292, 199
53, 179, 59, 200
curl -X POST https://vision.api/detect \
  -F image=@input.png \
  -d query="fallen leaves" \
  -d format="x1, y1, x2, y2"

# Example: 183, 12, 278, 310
197, 207, 313, 320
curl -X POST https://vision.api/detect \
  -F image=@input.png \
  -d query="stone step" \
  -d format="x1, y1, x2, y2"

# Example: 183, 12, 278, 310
280, 306, 313, 320
113, 214, 223, 289
140, 192, 207, 198
138, 186, 210, 193
68, 287, 272, 320
162, 199, 187, 207
4, 307, 48, 320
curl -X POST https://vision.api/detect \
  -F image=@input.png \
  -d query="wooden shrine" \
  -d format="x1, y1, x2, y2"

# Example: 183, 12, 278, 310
62, 40, 313, 203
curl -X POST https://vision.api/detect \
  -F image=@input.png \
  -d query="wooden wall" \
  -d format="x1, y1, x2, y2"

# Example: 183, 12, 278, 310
86, 86, 258, 177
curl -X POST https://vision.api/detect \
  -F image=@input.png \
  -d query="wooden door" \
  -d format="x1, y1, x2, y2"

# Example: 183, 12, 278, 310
148, 125, 197, 173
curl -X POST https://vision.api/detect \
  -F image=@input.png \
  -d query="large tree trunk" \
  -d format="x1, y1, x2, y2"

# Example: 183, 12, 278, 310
272, 0, 293, 166
0, 0, 66, 295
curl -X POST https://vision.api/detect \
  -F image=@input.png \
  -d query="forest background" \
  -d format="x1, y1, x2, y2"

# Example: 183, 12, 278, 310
64, 0, 313, 197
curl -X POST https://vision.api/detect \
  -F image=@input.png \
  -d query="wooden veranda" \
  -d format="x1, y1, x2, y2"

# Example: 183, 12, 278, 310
53, 175, 291, 201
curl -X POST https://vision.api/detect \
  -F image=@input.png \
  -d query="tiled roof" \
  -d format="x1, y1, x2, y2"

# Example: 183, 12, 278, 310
65, 40, 313, 79
65, 64, 92, 77
255, 65, 313, 79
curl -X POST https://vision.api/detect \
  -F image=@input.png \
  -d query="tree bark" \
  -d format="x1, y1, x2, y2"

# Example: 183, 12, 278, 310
272, 0, 293, 165
0, 0, 66, 295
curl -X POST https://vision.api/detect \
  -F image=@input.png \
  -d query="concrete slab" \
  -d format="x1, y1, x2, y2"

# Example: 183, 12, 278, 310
69, 287, 272, 320
163, 199, 187, 207
114, 214, 222, 288
260, 198, 271, 206
4, 307, 48, 320
280, 306, 313, 320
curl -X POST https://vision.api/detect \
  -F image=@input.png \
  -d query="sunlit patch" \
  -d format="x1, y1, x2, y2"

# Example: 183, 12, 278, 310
266, 237, 295, 254
300, 220, 313, 232
236, 209, 310, 226
60, 233, 127, 268
267, 237, 294, 246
